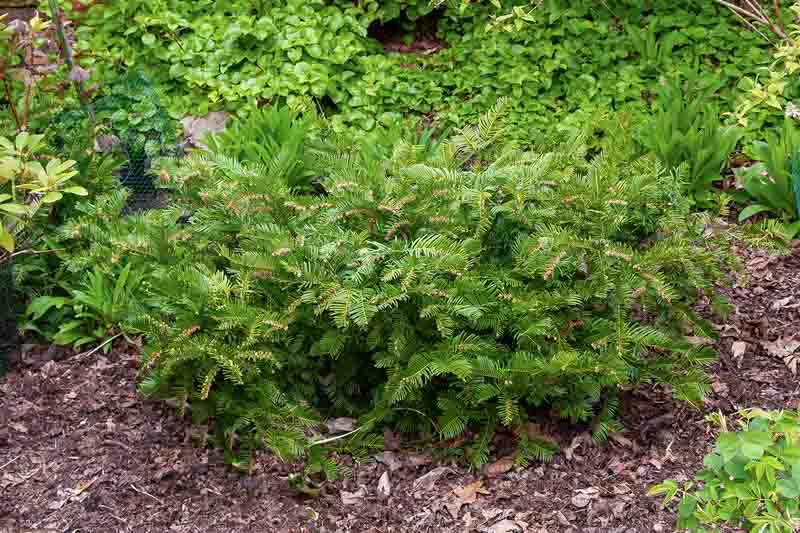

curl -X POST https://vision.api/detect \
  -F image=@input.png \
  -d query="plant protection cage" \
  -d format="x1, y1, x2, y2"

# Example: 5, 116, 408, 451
52, 69, 178, 211
0, 259, 17, 374
0, 72, 177, 372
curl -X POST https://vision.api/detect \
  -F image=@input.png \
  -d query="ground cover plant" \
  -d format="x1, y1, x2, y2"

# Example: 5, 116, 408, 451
651, 408, 800, 532
638, 79, 742, 207
735, 118, 800, 239
71, 0, 776, 140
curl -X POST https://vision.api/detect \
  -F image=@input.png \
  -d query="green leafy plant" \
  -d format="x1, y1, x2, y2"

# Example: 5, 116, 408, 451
25, 263, 144, 349
0, 132, 87, 256
626, 23, 678, 76
731, 2, 800, 133
736, 118, 800, 238
650, 408, 800, 533
73, 1, 773, 141
101, 103, 736, 467
206, 105, 319, 192
639, 80, 742, 205
1, 13, 53, 132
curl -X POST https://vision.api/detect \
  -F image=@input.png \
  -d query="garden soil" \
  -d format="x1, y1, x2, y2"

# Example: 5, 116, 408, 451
1, 244, 799, 533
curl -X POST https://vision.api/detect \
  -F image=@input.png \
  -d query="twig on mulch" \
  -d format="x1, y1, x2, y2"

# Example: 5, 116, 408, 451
81, 334, 123, 359
61, 334, 124, 375
99, 505, 128, 525
0, 455, 21, 470
130, 483, 164, 505
9, 466, 42, 487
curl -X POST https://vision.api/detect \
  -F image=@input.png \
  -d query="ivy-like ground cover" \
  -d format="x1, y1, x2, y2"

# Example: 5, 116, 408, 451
75, 0, 777, 138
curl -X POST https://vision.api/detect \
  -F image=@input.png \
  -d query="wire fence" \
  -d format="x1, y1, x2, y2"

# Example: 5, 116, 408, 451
0, 70, 178, 373
0, 260, 18, 374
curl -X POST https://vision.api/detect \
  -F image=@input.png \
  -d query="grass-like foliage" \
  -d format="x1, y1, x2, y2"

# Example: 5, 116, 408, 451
81, 103, 734, 467
639, 80, 741, 206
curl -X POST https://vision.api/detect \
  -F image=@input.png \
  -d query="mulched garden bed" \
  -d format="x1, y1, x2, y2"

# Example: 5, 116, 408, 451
1, 245, 798, 533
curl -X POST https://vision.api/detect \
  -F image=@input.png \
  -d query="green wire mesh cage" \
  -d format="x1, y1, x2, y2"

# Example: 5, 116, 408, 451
51, 70, 178, 212
0, 260, 18, 374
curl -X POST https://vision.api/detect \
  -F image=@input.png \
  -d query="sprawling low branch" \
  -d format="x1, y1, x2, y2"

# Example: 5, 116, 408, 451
711, 0, 787, 41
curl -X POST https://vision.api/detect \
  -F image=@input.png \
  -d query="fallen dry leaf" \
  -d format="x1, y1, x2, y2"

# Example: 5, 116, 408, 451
483, 456, 515, 477
412, 466, 449, 492
453, 480, 489, 505
377, 471, 391, 499
762, 337, 800, 375
746, 255, 773, 271
571, 487, 600, 508
340, 487, 366, 505
731, 341, 748, 360
564, 432, 591, 461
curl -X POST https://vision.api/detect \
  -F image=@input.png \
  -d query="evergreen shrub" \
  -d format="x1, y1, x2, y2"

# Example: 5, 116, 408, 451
77, 103, 734, 465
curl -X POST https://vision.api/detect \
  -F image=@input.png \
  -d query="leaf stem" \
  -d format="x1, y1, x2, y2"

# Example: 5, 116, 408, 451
3, 78, 22, 131
47, 0, 95, 123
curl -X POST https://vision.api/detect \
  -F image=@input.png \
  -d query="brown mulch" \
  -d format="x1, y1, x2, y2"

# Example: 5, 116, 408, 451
1, 246, 799, 533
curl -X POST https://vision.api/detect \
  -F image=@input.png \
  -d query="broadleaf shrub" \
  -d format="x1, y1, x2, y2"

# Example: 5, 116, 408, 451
101, 103, 736, 466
